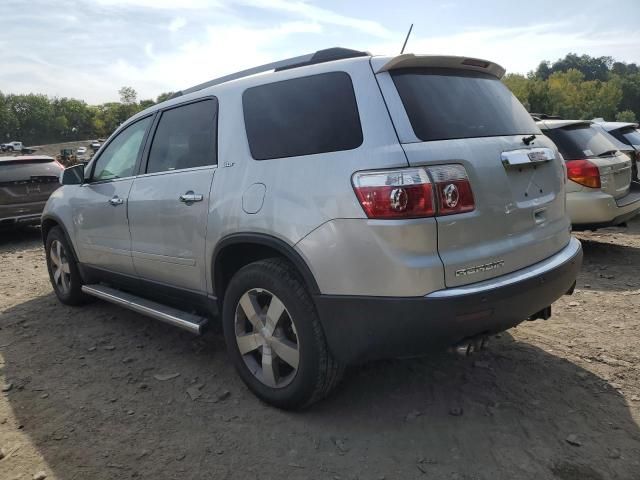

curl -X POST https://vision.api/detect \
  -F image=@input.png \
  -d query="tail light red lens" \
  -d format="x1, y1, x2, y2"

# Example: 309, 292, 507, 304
427, 164, 475, 215
566, 159, 601, 188
352, 164, 475, 219
352, 168, 435, 219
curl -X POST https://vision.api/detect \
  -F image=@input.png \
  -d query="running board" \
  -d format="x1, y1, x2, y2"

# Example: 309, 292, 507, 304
81, 284, 208, 334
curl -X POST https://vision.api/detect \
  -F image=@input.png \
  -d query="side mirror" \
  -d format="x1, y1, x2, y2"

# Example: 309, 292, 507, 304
60, 164, 85, 185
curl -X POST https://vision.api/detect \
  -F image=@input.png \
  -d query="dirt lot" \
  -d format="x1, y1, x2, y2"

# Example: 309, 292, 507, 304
0, 141, 95, 159
1, 222, 640, 480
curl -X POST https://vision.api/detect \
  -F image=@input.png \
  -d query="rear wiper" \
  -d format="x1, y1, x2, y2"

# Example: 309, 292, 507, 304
597, 150, 619, 157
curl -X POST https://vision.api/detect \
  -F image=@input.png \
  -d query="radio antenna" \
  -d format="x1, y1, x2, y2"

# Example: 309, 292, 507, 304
400, 23, 413, 54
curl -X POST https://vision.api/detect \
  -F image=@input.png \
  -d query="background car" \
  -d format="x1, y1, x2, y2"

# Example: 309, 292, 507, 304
0, 155, 63, 227
537, 119, 640, 229
77, 146, 87, 155
592, 120, 640, 182
1, 141, 24, 152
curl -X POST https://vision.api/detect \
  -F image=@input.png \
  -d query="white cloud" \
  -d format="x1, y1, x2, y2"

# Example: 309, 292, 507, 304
100, 21, 324, 101
95, 0, 221, 8
168, 17, 187, 32
239, 0, 393, 38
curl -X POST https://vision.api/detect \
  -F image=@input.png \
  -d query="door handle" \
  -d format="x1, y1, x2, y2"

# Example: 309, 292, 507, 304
179, 191, 204, 204
109, 196, 124, 206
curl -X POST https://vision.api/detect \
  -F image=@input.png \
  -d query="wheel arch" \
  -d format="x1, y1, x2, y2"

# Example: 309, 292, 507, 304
212, 233, 320, 303
41, 215, 79, 263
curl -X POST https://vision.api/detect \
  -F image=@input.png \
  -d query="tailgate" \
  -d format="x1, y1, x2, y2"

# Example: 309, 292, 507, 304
591, 153, 632, 199
0, 159, 61, 205
375, 62, 571, 287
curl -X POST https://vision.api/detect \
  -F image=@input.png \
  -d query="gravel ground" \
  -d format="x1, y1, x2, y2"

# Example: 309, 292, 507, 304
1, 221, 640, 480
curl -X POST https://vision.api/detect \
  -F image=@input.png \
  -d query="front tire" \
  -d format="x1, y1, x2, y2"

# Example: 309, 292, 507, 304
222, 258, 343, 409
45, 227, 90, 305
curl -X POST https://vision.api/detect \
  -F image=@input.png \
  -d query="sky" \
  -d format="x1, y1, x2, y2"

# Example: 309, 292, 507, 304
2, 0, 640, 104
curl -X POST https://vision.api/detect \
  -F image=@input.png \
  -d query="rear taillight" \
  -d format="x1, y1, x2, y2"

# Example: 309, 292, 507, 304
352, 168, 435, 219
427, 164, 475, 215
352, 165, 475, 219
566, 159, 601, 188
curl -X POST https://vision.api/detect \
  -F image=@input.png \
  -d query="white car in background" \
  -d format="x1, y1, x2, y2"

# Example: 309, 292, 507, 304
537, 119, 640, 229
77, 146, 87, 155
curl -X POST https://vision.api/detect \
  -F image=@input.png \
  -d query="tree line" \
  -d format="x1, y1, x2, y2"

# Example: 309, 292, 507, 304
503, 53, 639, 122
0, 87, 174, 146
1, 53, 639, 147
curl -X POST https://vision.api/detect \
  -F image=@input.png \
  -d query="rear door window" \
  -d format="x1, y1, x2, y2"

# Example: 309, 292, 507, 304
543, 124, 619, 160
390, 68, 539, 141
146, 99, 218, 174
242, 72, 363, 160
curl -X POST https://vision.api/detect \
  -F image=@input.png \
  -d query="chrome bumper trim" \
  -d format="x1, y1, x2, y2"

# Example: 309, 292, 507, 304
427, 237, 582, 298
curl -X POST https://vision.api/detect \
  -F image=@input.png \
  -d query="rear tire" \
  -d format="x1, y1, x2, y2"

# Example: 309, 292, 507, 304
45, 227, 91, 305
222, 258, 343, 409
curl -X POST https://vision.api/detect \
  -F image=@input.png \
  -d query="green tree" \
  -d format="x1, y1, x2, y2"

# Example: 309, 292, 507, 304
615, 110, 637, 122
156, 92, 175, 103
118, 86, 137, 105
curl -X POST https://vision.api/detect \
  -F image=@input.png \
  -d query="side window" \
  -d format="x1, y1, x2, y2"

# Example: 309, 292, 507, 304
146, 99, 218, 174
242, 71, 363, 160
92, 116, 152, 181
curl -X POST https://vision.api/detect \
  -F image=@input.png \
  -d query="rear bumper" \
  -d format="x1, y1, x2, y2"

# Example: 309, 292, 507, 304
314, 237, 582, 364
568, 188, 640, 228
0, 201, 46, 226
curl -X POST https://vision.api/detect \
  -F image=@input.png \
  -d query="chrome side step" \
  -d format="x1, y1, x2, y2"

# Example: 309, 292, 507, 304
81, 284, 208, 334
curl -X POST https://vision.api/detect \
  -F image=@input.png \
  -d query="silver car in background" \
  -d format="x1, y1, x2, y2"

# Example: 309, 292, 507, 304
42, 48, 582, 409
537, 120, 640, 229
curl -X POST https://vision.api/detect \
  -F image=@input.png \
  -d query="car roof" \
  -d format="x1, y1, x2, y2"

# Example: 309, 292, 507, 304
129, 48, 506, 124
591, 120, 639, 132
536, 119, 592, 130
0, 155, 55, 163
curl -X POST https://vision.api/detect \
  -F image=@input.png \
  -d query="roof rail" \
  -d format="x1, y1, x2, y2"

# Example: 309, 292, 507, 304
170, 47, 369, 99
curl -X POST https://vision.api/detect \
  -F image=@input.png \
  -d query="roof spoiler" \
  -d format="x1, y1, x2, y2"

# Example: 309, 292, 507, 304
375, 54, 506, 79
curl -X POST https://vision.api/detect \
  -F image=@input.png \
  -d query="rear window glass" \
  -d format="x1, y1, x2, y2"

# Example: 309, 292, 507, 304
242, 72, 363, 160
391, 68, 539, 142
543, 125, 619, 160
621, 127, 640, 146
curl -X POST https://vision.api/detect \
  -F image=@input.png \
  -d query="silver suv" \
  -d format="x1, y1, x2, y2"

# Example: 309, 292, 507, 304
42, 48, 582, 409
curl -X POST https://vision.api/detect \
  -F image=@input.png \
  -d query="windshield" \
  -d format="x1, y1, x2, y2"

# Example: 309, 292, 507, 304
390, 68, 539, 142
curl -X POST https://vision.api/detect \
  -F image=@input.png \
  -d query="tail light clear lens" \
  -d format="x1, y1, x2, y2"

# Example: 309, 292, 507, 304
352, 164, 475, 219
566, 159, 601, 188
427, 164, 475, 215
352, 168, 435, 219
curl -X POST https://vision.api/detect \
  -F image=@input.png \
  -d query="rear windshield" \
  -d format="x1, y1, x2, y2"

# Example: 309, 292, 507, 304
543, 125, 619, 160
390, 68, 539, 142
620, 127, 640, 146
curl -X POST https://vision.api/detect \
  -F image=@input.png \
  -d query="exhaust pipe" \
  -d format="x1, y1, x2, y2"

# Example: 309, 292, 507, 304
450, 335, 489, 356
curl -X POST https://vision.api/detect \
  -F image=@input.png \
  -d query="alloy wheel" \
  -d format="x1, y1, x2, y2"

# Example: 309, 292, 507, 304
50, 239, 71, 295
234, 288, 299, 388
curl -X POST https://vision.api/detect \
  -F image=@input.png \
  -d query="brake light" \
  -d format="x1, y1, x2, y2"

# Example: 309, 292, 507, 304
566, 159, 601, 188
352, 168, 435, 219
428, 164, 475, 215
352, 165, 475, 219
